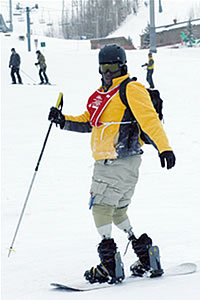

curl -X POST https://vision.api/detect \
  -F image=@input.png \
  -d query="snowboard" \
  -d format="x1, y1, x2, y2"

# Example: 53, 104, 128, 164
50, 262, 197, 292
10, 83, 56, 86
28, 83, 56, 86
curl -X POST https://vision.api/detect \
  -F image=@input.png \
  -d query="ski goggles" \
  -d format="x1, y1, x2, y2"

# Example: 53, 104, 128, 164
100, 63, 120, 74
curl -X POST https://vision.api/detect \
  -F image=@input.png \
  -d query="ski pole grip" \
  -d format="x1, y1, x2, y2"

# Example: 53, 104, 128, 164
55, 92, 63, 110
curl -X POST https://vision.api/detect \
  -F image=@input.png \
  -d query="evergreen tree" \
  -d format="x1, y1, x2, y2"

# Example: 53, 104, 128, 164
142, 23, 150, 48
187, 19, 195, 47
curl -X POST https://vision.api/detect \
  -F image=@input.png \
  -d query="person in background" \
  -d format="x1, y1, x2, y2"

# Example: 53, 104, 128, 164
9, 48, 22, 84
142, 52, 154, 89
35, 50, 49, 85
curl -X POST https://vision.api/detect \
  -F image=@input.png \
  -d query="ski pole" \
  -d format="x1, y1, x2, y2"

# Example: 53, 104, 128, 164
8, 92, 64, 257
21, 69, 37, 83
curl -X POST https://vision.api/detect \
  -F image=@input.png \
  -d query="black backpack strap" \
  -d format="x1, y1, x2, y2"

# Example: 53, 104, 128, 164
120, 78, 163, 122
119, 77, 157, 147
119, 77, 132, 108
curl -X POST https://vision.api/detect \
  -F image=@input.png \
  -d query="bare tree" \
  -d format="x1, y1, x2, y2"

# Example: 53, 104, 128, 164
58, 0, 140, 39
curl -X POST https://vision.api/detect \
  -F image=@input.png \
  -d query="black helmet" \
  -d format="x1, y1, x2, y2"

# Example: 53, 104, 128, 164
99, 44, 127, 65
36, 50, 41, 54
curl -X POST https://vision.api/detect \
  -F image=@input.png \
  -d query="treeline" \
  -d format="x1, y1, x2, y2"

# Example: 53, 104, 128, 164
60, 0, 140, 39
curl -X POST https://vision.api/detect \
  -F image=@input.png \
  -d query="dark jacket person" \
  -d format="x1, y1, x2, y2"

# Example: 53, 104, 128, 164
9, 48, 22, 84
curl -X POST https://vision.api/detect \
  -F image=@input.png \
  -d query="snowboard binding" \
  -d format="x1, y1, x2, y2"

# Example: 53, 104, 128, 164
148, 245, 164, 277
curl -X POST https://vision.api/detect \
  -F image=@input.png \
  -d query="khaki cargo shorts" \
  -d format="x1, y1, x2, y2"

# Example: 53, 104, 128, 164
89, 155, 142, 209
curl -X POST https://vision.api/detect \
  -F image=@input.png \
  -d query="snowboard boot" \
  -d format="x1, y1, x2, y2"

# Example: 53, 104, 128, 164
84, 238, 125, 284
130, 233, 163, 278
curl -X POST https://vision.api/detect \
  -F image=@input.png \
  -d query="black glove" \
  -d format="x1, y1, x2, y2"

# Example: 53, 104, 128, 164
131, 77, 137, 81
141, 63, 147, 67
48, 107, 65, 129
35, 63, 38, 66
159, 151, 176, 169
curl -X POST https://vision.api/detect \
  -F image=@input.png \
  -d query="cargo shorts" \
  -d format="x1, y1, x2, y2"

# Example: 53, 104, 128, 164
89, 155, 142, 209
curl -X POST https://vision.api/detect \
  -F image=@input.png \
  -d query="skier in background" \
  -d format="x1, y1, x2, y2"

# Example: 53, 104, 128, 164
142, 52, 155, 88
35, 50, 49, 85
48, 44, 175, 284
9, 48, 22, 84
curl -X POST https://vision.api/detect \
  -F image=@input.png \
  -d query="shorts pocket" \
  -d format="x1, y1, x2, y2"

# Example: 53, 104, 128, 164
89, 177, 121, 207
90, 180, 108, 196
89, 180, 108, 207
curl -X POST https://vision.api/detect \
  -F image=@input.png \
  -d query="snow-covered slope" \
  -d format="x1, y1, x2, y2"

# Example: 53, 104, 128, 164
109, 0, 200, 47
1, 4, 200, 299
2, 0, 200, 45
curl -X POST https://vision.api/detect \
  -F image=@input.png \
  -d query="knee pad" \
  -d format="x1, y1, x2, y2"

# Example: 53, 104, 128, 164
92, 204, 114, 228
113, 206, 132, 233
92, 204, 115, 239
113, 206, 128, 226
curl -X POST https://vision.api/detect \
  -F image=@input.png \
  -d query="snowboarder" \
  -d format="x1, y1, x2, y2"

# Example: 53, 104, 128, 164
35, 50, 49, 84
48, 44, 176, 284
9, 48, 22, 84
142, 52, 154, 88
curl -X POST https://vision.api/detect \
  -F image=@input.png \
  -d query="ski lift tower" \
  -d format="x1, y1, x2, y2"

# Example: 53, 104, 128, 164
149, 0, 163, 53
149, 0, 156, 53
9, 0, 13, 31
26, 4, 38, 52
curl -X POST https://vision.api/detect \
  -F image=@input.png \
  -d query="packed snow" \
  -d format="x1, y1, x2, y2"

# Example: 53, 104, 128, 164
1, 1, 200, 299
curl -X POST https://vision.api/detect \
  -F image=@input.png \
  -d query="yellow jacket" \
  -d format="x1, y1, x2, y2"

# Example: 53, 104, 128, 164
147, 57, 154, 70
63, 74, 172, 161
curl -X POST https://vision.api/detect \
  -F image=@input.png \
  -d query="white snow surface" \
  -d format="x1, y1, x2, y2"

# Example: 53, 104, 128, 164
1, 8, 200, 300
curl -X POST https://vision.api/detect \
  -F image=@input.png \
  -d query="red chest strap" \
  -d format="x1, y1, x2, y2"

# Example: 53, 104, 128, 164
87, 85, 120, 127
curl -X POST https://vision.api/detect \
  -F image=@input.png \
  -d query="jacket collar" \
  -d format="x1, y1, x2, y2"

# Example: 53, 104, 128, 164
111, 73, 130, 87
100, 73, 130, 91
